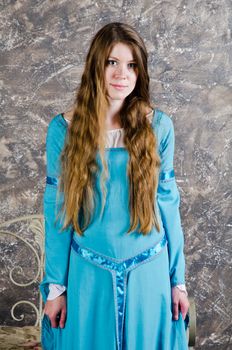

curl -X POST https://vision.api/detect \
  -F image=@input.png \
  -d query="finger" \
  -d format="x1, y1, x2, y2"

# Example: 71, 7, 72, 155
59, 308, 66, 328
180, 305, 187, 320
180, 301, 189, 320
50, 314, 59, 328
172, 300, 179, 320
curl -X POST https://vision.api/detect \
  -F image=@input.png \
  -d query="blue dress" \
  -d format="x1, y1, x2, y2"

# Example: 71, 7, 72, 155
40, 109, 188, 350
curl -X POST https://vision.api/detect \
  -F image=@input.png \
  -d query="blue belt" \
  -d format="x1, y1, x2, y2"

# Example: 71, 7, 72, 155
71, 235, 167, 350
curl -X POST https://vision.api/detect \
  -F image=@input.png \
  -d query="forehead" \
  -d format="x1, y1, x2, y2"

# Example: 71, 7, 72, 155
108, 42, 135, 60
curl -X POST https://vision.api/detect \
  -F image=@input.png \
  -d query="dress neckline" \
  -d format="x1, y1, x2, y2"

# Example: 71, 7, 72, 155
61, 113, 124, 132
58, 109, 157, 151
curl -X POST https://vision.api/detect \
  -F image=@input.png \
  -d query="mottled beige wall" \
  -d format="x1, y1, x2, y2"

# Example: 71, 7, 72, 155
1, 0, 232, 349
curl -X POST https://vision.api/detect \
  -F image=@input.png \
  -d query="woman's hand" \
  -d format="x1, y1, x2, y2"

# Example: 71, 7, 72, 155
171, 286, 189, 321
44, 294, 67, 328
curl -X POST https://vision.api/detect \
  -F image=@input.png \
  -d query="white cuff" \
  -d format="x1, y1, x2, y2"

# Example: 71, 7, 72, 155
47, 283, 66, 300
174, 284, 188, 296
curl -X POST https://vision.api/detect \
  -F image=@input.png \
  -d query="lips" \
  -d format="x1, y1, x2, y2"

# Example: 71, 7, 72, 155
110, 83, 128, 90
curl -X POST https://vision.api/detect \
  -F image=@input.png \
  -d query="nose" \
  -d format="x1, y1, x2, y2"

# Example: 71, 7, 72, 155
114, 64, 127, 79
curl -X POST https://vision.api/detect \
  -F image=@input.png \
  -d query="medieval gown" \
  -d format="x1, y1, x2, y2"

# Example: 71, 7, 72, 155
40, 108, 188, 350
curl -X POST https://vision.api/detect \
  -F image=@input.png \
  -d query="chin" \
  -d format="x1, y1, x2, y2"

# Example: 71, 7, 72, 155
110, 95, 127, 101
108, 91, 132, 101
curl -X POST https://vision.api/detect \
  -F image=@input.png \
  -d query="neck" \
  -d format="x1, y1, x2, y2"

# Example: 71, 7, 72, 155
105, 99, 124, 129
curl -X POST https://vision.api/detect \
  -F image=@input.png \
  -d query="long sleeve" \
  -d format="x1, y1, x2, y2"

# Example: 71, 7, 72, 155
40, 116, 73, 303
156, 112, 186, 287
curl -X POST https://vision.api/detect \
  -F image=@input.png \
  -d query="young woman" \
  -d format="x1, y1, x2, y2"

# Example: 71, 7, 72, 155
40, 22, 189, 350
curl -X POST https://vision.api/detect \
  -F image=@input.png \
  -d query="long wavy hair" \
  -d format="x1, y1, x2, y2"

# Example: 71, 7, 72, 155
59, 22, 161, 236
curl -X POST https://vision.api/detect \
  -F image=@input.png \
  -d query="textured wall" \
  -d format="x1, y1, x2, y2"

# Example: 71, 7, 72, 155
1, 0, 232, 348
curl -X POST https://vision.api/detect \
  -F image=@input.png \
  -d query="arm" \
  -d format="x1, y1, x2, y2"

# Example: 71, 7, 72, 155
40, 116, 73, 326
157, 113, 185, 286
156, 112, 189, 319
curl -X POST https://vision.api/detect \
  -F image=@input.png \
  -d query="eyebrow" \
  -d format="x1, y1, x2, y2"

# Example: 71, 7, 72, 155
108, 56, 136, 62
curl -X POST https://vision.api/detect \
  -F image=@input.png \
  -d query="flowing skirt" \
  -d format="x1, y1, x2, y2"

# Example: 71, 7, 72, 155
41, 235, 188, 350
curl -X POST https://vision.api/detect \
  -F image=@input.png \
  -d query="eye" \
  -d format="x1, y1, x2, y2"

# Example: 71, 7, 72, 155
128, 62, 137, 69
107, 59, 117, 66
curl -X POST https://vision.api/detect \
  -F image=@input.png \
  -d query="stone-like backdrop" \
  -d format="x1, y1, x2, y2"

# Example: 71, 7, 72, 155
1, 0, 231, 349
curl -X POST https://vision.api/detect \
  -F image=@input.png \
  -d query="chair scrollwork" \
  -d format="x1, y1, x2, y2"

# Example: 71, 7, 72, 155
0, 215, 45, 327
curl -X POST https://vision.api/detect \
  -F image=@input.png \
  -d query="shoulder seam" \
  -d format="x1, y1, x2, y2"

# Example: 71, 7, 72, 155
48, 114, 67, 129
152, 108, 162, 131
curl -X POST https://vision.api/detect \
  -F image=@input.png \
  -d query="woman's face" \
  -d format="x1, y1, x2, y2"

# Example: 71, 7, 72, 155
104, 42, 138, 103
